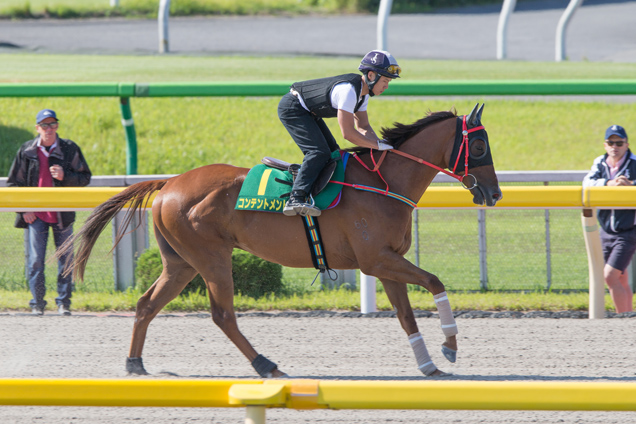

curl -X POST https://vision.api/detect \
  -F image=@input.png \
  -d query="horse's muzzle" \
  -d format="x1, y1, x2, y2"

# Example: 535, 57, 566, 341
472, 185, 502, 207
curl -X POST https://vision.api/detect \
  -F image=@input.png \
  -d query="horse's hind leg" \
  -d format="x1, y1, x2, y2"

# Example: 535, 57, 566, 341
127, 230, 197, 375
380, 278, 449, 376
197, 250, 286, 378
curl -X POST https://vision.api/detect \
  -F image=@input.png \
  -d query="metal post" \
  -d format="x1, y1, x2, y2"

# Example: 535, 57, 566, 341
119, 97, 138, 175
496, 0, 517, 60
581, 209, 606, 319
544, 182, 552, 290
478, 209, 488, 290
360, 272, 377, 314
112, 211, 149, 291
555, 0, 583, 62
545, 209, 552, 290
376, 0, 393, 51
245, 405, 266, 424
158, 0, 171, 54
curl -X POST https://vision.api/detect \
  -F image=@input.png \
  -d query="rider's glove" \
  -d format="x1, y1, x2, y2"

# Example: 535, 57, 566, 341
376, 140, 393, 151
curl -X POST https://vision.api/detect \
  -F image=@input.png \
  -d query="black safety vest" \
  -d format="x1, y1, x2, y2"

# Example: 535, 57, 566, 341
291, 73, 366, 118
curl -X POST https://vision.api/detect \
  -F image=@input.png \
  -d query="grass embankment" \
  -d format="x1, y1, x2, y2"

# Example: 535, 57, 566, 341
0, 0, 515, 20
1, 54, 635, 311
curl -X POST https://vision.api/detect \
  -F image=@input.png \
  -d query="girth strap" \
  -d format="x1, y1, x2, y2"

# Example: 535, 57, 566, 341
301, 215, 330, 272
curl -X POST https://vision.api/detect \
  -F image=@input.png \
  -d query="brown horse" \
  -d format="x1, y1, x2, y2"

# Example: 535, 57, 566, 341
60, 104, 501, 378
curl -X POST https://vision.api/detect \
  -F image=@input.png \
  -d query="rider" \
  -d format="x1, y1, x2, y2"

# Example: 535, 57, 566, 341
278, 50, 401, 217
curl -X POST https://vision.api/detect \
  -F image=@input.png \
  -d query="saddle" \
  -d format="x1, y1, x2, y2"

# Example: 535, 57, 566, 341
261, 156, 338, 197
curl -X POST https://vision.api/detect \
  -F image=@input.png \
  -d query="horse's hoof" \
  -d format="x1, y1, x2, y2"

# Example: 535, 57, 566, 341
441, 345, 457, 363
126, 357, 149, 375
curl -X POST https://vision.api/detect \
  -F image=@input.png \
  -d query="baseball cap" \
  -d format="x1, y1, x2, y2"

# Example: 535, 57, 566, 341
36, 109, 58, 124
605, 125, 627, 140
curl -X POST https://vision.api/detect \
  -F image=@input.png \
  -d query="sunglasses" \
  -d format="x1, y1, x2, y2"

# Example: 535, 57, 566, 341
606, 141, 625, 147
387, 65, 401, 76
38, 122, 59, 130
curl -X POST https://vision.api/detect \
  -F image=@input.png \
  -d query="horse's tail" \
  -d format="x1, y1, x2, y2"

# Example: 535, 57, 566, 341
58, 179, 168, 282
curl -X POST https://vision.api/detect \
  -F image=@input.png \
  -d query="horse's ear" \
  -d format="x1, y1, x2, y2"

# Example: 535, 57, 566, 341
476, 103, 485, 123
467, 103, 480, 127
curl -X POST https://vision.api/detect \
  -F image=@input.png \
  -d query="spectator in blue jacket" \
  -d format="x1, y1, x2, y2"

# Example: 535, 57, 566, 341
583, 125, 636, 313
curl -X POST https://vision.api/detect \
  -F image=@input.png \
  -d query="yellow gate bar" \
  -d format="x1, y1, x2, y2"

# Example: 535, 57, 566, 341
0, 378, 261, 408
418, 186, 583, 209
584, 186, 636, 208
317, 380, 636, 411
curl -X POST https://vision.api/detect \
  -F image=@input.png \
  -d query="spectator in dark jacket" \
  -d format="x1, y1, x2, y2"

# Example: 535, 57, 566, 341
7, 109, 91, 316
583, 125, 636, 313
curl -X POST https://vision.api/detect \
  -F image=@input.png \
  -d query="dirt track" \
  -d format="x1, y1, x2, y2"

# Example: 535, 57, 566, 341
1, 312, 635, 423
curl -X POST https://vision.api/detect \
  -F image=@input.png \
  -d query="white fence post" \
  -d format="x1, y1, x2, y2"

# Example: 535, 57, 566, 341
110, 0, 119, 6
158, 0, 171, 54
112, 211, 149, 291
496, 0, 517, 60
360, 272, 377, 314
376, 0, 393, 51
555, 0, 583, 62
581, 209, 606, 319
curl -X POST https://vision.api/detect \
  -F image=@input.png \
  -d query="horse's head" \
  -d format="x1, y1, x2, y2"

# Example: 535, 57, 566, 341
450, 103, 502, 207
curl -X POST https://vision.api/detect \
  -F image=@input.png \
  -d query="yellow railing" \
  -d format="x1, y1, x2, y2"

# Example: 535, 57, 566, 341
2, 186, 636, 210
2, 379, 636, 423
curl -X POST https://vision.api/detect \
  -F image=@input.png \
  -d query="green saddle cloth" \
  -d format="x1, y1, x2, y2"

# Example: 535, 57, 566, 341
235, 151, 344, 213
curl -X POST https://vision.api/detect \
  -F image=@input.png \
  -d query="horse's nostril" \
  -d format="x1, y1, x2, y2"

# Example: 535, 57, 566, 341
493, 193, 501, 199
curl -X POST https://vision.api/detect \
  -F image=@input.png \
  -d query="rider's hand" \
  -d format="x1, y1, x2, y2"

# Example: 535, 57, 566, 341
376, 140, 393, 151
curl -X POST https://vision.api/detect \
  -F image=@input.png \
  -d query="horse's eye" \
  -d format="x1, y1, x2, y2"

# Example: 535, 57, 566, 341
470, 139, 487, 159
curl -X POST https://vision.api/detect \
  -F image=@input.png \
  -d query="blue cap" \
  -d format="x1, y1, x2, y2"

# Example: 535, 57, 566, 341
36, 109, 58, 124
605, 124, 627, 140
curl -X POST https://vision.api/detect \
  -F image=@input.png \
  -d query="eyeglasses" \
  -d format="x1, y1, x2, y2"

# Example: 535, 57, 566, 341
38, 122, 58, 130
605, 141, 625, 147
387, 65, 401, 76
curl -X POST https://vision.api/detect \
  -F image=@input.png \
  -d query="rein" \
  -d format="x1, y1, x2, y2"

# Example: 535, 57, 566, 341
331, 115, 484, 208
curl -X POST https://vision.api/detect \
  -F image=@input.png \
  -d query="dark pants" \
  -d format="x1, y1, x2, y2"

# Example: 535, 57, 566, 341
278, 92, 339, 195
600, 226, 636, 273
27, 218, 74, 309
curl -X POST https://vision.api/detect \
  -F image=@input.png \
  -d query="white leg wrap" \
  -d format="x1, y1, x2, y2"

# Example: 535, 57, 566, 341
434, 291, 458, 337
408, 332, 437, 376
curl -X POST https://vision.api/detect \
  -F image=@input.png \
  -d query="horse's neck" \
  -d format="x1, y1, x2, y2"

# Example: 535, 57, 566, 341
380, 119, 455, 203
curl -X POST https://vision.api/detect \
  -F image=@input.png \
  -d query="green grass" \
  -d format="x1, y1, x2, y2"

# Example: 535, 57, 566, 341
0, 0, 517, 19
0, 288, 619, 313
3, 54, 636, 82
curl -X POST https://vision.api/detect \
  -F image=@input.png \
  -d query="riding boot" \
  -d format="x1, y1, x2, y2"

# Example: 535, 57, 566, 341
283, 190, 321, 217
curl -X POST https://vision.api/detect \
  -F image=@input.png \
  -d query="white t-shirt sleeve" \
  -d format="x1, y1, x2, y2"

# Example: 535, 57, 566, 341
330, 82, 367, 114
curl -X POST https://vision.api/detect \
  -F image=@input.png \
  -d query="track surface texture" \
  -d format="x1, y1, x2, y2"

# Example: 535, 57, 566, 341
1, 312, 635, 423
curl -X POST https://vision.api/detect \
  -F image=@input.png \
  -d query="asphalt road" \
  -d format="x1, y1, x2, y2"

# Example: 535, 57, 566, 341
1, 0, 635, 61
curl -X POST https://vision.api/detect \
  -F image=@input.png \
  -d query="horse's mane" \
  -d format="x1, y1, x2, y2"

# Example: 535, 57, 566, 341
344, 109, 457, 154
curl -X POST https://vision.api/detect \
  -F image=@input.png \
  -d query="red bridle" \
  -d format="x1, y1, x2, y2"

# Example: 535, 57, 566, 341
352, 115, 484, 191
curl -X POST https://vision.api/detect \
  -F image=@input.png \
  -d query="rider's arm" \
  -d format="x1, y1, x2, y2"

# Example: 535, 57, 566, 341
337, 109, 381, 149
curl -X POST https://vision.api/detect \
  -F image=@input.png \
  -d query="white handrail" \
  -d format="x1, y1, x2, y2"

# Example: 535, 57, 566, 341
496, 0, 517, 60
376, 0, 393, 51
158, 0, 171, 54
555, 0, 583, 62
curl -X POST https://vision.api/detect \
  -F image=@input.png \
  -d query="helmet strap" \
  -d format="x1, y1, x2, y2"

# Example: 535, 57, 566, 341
363, 72, 381, 97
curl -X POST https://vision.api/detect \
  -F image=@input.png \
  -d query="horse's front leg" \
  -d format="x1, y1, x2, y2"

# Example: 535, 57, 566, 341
366, 253, 458, 364
380, 278, 448, 376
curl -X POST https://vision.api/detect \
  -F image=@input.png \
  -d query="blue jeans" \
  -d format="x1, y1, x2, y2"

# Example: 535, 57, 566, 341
27, 218, 74, 309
